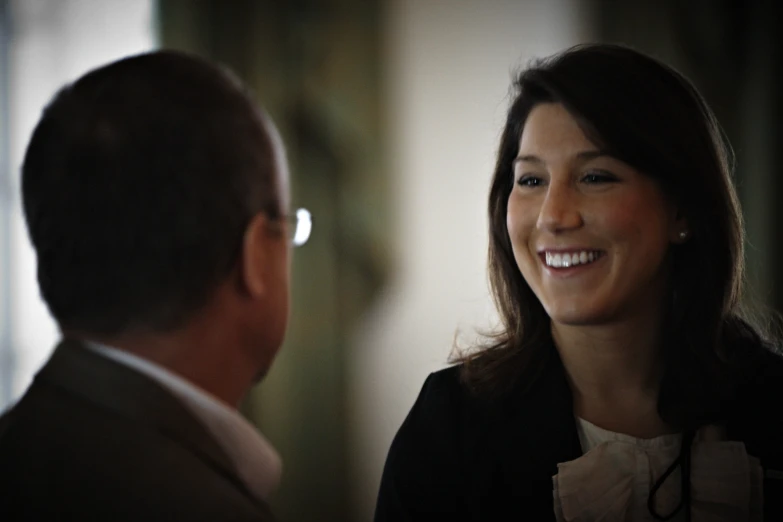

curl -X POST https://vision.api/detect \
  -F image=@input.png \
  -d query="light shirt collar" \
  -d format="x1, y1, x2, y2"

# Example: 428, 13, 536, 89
85, 342, 282, 501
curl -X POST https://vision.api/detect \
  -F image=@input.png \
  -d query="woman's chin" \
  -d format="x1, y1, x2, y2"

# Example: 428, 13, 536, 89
545, 302, 614, 327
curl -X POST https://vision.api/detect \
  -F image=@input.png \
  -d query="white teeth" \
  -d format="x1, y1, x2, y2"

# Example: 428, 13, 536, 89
545, 250, 602, 268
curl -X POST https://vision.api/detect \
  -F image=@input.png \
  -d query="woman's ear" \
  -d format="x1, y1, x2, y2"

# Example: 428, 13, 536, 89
671, 207, 690, 244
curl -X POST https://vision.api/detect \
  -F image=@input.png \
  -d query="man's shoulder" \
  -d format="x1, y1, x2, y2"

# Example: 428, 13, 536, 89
0, 384, 271, 520
0, 475, 272, 522
0, 360, 271, 520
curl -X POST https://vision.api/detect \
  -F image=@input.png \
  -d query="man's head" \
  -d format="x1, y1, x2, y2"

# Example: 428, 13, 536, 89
21, 50, 292, 374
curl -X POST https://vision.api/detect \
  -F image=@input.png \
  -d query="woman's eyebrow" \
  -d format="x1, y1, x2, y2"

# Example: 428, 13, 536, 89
512, 150, 611, 165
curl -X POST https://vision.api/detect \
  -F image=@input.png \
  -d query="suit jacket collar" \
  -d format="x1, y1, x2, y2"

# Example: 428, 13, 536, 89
33, 339, 266, 510
478, 347, 582, 520
506, 349, 582, 475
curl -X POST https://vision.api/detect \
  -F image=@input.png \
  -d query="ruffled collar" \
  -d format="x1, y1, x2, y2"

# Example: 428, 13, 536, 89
553, 421, 763, 521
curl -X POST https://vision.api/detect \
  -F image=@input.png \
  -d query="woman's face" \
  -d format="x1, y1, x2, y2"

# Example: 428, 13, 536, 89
506, 103, 687, 326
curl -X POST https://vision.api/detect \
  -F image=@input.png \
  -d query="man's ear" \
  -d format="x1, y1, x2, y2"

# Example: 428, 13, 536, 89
240, 213, 270, 298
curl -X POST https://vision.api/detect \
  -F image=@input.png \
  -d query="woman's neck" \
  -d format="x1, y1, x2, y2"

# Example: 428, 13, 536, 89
553, 312, 676, 437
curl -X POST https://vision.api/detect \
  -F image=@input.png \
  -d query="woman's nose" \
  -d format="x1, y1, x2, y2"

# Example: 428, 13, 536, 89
536, 182, 583, 233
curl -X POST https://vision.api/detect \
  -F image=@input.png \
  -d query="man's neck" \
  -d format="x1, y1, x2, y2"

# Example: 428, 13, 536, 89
77, 327, 257, 409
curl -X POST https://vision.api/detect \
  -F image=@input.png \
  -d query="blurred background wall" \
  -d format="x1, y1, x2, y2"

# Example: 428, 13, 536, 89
0, 0, 157, 409
0, 1, 780, 521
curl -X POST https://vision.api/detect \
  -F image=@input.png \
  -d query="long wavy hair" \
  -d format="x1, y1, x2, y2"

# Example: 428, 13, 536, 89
454, 43, 772, 430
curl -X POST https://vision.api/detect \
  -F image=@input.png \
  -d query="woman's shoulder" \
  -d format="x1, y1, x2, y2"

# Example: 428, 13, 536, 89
753, 343, 783, 373
375, 365, 477, 518
395, 356, 568, 445
385, 363, 512, 460
723, 342, 783, 465
417, 364, 470, 403
729, 337, 783, 392
400, 364, 483, 430
740, 344, 783, 404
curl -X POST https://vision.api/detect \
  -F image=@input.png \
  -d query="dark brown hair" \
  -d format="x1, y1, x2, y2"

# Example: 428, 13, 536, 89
455, 43, 770, 429
22, 51, 280, 336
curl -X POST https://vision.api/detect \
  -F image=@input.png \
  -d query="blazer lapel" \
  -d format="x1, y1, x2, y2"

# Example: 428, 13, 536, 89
33, 339, 261, 507
495, 349, 582, 519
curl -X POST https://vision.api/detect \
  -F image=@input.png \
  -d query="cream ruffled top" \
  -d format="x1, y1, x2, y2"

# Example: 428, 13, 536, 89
552, 419, 763, 521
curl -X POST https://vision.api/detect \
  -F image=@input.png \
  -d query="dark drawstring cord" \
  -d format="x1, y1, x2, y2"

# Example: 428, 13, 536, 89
647, 429, 695, 522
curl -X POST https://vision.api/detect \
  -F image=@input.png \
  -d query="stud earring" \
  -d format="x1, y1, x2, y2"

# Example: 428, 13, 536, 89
679, 230, 689, 240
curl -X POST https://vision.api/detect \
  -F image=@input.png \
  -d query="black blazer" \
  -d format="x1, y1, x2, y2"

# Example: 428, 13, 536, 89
375, 346, 783, 521
0, 340, 275, 521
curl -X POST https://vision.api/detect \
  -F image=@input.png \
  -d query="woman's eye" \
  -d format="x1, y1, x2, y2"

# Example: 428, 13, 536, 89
517, 175, 543, 187
582, 171, 617, 184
